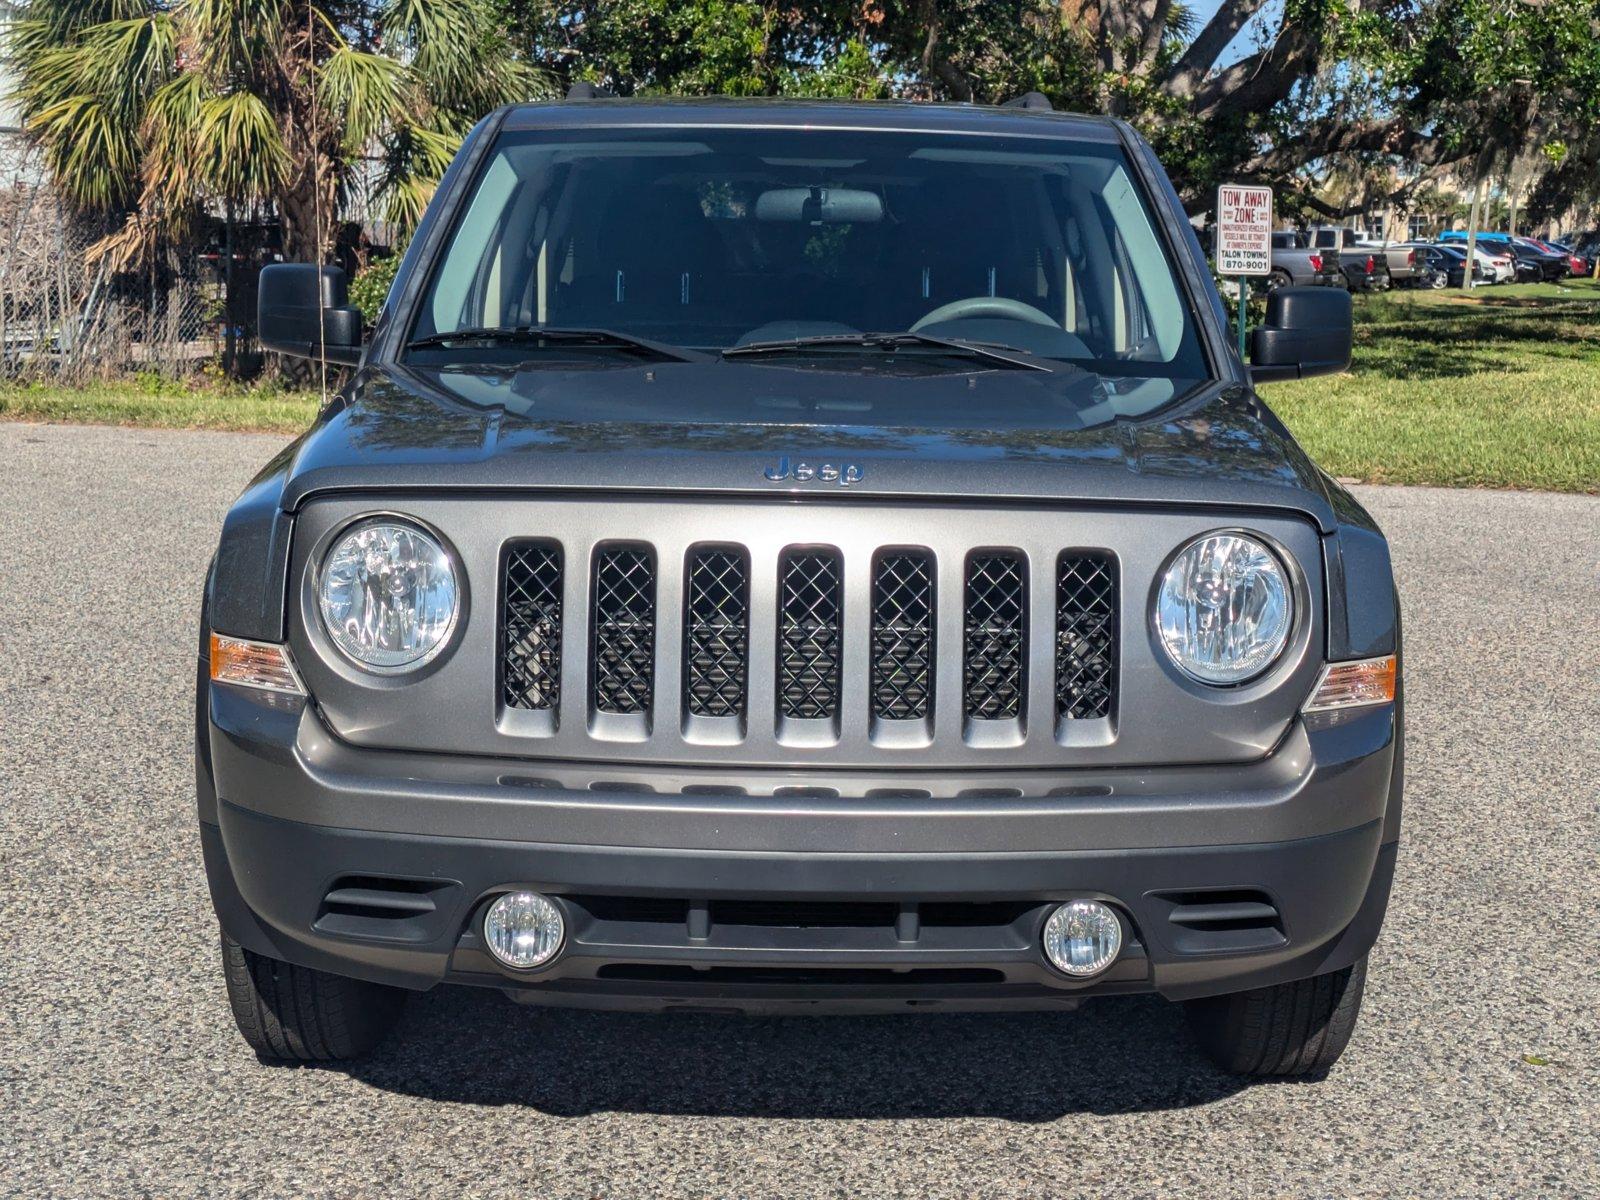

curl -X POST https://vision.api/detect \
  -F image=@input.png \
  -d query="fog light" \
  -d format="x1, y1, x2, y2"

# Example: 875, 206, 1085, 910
1042, 900, 1123, 977
482, 891, 564, 970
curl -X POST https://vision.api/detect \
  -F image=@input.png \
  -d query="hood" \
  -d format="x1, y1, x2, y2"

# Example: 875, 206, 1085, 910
278, 359, 1342, 531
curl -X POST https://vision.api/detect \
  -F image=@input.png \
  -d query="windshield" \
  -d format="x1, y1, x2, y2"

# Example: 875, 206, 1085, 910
407, 122, 1211, 421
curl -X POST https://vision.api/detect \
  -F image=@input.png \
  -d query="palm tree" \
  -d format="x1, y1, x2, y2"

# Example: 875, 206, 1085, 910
8, 0, 550, 268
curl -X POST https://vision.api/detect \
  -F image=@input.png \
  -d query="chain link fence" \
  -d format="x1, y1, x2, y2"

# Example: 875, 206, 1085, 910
1, 133, 244, 383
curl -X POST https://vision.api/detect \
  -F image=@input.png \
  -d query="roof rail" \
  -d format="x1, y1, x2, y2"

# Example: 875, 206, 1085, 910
566, 82, 614, 100
1001, 91, 1054, 112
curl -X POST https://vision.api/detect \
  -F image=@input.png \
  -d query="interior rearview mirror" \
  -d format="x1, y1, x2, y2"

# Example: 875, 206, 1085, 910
258, 264, 364, 365
755, 187, 883, 224
1249, 286, 1352, 382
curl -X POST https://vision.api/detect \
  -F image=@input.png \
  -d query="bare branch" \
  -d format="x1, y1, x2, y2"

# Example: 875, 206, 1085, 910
1242, 117, 1465, 176
1188, 24, 1319, 117
1164, 0, 1271, 97
1137, 0, 1173, 72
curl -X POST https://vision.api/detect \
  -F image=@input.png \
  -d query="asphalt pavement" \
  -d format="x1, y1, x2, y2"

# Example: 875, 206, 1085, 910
1, 421, 1596, 1198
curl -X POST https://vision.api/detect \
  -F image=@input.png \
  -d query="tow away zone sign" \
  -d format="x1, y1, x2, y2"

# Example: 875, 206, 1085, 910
1216, 184, 1273, 276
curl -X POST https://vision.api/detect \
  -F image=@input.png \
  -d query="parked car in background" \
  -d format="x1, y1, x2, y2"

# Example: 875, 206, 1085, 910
1474, 244, 1517, 283
1307, 227, 1391, 291
1412, 241, 1514, 284
1542, 241, 1589, 276
1449, 231, 1566, 282
1355, 241, 1418, 287
1269, 231, 1344, 290
1411, 244, 1485, 289
1512, 238, 1569, 280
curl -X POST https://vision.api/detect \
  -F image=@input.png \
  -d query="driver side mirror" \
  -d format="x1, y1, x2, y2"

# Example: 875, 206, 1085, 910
258, 264, 364, 365
1248, 286, 1351, 382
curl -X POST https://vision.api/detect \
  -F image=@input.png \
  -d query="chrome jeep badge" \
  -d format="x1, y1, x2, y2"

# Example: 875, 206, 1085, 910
763, 457, 864, 486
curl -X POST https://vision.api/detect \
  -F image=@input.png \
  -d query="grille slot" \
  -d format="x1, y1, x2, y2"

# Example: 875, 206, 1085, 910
684, 548, 749, 718
963, 553, 1026, 719
1056, 553, 1117, 720
591, 546, 656, 715
502, 544, 563, 711
871, 551, 934, 720
778, 549, 842, 720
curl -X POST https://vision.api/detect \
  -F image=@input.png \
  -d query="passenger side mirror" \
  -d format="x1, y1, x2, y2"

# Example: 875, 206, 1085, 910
1248, 286, 1351, 382
258, 264, 364, 365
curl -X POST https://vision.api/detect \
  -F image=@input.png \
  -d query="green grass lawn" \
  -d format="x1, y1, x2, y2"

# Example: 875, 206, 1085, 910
0, 377, 321, 433
1261, 279, 1600, 493
3, 281, 1598, 491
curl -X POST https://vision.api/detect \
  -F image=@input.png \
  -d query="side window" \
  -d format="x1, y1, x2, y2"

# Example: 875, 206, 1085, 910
426, 153, 519, 334
1099, 166, 1185, 359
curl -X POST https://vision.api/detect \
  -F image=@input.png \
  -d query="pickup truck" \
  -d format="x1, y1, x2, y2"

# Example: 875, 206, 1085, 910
1355, 241, 1419, 287
1307, 227, 1393, 291
198, 94, 1401, 1082
1269, 231, 1345, 290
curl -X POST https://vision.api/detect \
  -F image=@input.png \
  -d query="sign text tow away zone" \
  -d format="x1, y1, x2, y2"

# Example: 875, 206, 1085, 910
1215, 184, 1273, 277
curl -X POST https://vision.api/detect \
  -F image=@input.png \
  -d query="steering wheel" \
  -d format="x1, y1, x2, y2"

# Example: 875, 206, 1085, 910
910, 296, 1060, 332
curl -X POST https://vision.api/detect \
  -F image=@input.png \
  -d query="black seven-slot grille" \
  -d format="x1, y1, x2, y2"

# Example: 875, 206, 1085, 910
500, 543, 1119, 733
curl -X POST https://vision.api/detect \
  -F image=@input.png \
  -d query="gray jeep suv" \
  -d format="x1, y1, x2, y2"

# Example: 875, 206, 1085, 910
199, 96, 1401, 1078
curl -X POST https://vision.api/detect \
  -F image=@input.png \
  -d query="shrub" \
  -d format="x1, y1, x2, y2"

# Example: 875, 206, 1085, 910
349, 251, 404, 323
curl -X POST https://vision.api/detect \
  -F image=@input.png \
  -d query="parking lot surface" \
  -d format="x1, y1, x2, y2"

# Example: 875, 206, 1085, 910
2, 422, 1596, 1198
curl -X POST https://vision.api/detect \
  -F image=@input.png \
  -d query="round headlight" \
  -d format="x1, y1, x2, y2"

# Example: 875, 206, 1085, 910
1155, 532, 1291, 685
318, 518, 459, 671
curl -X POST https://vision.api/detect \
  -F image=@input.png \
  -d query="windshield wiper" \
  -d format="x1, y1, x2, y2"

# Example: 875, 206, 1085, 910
721, 331, 1051, 372
407, 325, 708, 363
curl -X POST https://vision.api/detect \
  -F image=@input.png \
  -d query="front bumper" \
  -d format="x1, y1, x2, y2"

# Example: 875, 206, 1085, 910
201, 685, 1401, 1012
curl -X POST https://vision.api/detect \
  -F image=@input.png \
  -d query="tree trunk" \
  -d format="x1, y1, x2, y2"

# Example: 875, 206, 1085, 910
1462, 173, 1486, 293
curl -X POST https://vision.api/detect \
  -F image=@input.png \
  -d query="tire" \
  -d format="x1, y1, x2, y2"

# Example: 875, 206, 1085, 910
1266, 269, 1292, 291
220, 932, 407, 1061
1428, 271, 1447, 290
1183, 956, 1367, 1077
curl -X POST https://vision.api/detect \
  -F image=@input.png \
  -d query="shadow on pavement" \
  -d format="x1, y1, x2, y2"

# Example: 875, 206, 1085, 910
322, 985, 1258, 1120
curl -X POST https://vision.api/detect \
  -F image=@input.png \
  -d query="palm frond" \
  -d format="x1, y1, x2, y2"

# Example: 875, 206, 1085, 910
382, 0, 483, 97
143, 71, 209, 207
4, 0, 152, 67
318, 45, 408, 152
71, 15, 177, 116
25, 92, 142, 208
376, 122, 460, 231
183, 0, 289, 82
192, 90, 289, 199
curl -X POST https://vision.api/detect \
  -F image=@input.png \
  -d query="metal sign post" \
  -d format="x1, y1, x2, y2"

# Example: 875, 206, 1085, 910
1215, 184, 1273, 364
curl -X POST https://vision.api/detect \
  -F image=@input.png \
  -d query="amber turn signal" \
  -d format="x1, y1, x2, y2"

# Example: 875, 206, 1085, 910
1303, 654, 1396, 713
209, 632, 305, 695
